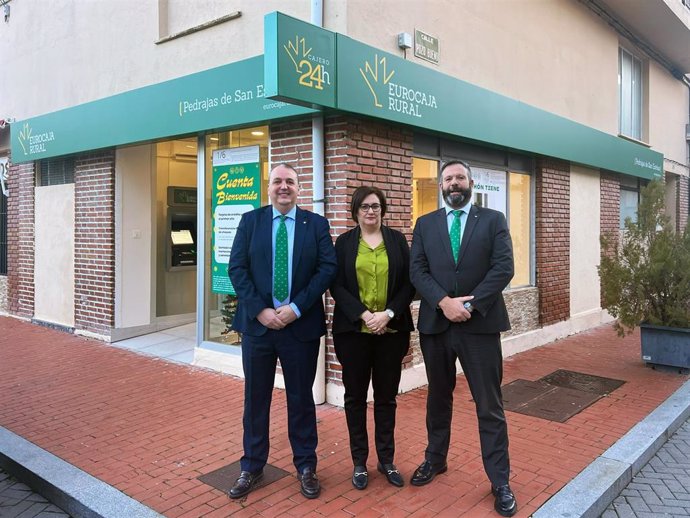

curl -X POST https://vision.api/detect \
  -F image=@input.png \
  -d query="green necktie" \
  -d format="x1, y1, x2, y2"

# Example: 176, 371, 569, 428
274, 215, 289, 302
450, 210, 462, 262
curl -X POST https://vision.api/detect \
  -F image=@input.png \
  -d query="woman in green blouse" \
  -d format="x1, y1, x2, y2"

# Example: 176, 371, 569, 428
331, 186, 415, 490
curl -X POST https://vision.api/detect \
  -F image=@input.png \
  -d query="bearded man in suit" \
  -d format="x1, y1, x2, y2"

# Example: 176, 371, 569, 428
409, 160, 517, 517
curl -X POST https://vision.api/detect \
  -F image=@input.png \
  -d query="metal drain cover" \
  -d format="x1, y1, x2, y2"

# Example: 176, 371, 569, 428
198, 461, 290, 495
502, 370, 625, 422
539, 369, 625, 395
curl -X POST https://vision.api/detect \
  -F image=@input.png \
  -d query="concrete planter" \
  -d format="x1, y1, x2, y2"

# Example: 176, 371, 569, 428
640, 323, 690, 369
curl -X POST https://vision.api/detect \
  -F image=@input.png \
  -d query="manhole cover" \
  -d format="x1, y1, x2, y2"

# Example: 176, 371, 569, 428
516, 385, 602, 422
198, 461, 290, 496
539, 369, 625, 395
502, 379, 555, 412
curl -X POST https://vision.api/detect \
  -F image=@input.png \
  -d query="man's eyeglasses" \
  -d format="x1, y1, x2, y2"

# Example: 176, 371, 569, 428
359, 203, 382, 213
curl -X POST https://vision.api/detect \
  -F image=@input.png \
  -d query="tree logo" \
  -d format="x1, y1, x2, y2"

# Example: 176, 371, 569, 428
359, 54, 395, 108
18, 122, 32, 155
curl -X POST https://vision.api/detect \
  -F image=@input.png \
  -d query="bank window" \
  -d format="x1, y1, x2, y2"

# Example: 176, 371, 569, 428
411, 159, 532, 288
619, 47, 643, 140
203, 126, 269, 347
38, 156, 75, 186
412, 157, 439, 228
620, 176, 647, 228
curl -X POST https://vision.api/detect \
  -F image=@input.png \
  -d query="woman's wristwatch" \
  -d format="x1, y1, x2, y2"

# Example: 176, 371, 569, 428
385, 308, 395, 319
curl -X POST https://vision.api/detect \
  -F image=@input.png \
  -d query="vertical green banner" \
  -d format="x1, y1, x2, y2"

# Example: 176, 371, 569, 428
211, 145, 262, 294
264, 11, 336, 108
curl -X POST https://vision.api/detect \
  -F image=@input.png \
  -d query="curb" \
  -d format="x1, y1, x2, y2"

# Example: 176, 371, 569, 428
0, 427, 163, 518
533, 377, 690, 518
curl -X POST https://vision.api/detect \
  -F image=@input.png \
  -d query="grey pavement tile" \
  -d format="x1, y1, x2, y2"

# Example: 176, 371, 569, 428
601, 510, 618, 518
659, 498, 690, 508
627, 495, 651, 512
621, 488, 640, 497
15, 502, 53, 518
649, 505, 689, 515
612, 501, 636, 518
0, 499, 35, 518
639, 489, 663, 505
652, 484, 676, 499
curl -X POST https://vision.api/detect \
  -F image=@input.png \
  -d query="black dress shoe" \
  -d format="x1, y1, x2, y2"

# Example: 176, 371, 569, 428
410, 459, 448, 486
299, 467, 321, 499
228, 469, 264, 499
377, 463, 404, 487
352, 465, 368, 490
492, 485, 517, 517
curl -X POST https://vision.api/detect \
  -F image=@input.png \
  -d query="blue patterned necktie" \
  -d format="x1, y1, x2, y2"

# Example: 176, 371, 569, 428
450, 210, 462, 262
274, 215, 289, 302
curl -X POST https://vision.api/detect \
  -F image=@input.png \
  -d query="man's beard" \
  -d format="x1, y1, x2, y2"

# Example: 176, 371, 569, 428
443, 186, 472, 209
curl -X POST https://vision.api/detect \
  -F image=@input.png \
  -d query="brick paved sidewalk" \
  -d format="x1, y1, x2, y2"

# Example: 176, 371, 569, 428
602, 418, 690, 518
0, 316, 688, 517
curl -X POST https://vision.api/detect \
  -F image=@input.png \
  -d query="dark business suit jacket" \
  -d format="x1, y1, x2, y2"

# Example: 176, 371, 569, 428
331, 225, 415, 334
228, 205, 337, 340
410, 205, 514, 335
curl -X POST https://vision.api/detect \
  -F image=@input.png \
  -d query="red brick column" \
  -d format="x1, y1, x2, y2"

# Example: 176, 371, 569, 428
600, 172, 620, 251
270, 120, 314, 211
74, 151, 115, 337
535, 158, 570, 325
7, 156, 35, 318
676, 174, 688, 232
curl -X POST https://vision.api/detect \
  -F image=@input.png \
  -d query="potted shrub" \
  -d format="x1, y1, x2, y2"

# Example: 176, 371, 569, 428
599, 179, 690, 369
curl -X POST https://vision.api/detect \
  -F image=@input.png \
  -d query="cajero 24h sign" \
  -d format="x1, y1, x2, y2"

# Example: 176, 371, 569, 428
264, 11, 336, 109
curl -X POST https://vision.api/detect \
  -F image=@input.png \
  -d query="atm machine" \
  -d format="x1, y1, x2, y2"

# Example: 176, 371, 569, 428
167, 186, 197, 270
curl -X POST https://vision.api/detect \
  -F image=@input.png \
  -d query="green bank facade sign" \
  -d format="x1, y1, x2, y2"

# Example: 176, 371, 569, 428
12, 12, 663, 180
11, 56, 316, 163
263, 12, 663, 180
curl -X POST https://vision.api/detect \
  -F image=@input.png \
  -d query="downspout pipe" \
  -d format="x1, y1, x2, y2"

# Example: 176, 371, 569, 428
311, 0, 327, 405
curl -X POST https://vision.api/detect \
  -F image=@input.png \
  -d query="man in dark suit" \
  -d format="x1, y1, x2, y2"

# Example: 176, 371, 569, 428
227, 163, 337, 500
409, 160, 517, 517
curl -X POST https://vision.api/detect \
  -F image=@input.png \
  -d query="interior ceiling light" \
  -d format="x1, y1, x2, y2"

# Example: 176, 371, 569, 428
210, 137, 219, 141
250, 131, 264, 136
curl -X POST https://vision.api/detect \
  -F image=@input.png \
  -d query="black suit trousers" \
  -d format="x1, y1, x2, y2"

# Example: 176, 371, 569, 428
420, 326, 510, 486
334, 331, 410, 466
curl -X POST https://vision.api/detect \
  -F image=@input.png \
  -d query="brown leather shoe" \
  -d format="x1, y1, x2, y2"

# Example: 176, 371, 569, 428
228, 470, 263, 499
299, 466, 321, 499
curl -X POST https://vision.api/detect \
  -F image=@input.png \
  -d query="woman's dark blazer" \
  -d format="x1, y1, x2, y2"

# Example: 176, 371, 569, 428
330, 224, 415, 335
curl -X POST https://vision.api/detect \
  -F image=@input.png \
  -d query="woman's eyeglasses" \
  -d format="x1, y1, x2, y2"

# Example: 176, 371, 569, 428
359, 203, 382, 213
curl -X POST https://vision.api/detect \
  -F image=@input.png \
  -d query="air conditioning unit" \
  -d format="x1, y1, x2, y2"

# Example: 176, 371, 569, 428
173, 140, 197, 161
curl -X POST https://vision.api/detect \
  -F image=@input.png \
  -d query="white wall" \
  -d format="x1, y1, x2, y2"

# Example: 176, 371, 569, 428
34, 184, 75, 326
569, 165, 601, 318
648, 59, 689, 165
115, 145, 154, 328
345, 0, 619, 135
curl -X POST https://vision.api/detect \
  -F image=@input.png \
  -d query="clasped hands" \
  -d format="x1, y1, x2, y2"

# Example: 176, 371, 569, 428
257, 306, 297, 330
361, 310, 391, 335
438, 295, 474, 323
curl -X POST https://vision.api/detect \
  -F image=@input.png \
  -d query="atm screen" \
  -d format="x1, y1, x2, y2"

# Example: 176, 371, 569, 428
171, 229, 194, 245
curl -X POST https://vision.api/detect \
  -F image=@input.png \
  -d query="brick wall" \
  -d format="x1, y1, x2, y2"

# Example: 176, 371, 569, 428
74, 151, 115, 337
7, 158, 35, 318
270, 120, 314, 211
535, 158, 570, 325
677, 174, 688, 232
600, 172, 620, 244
